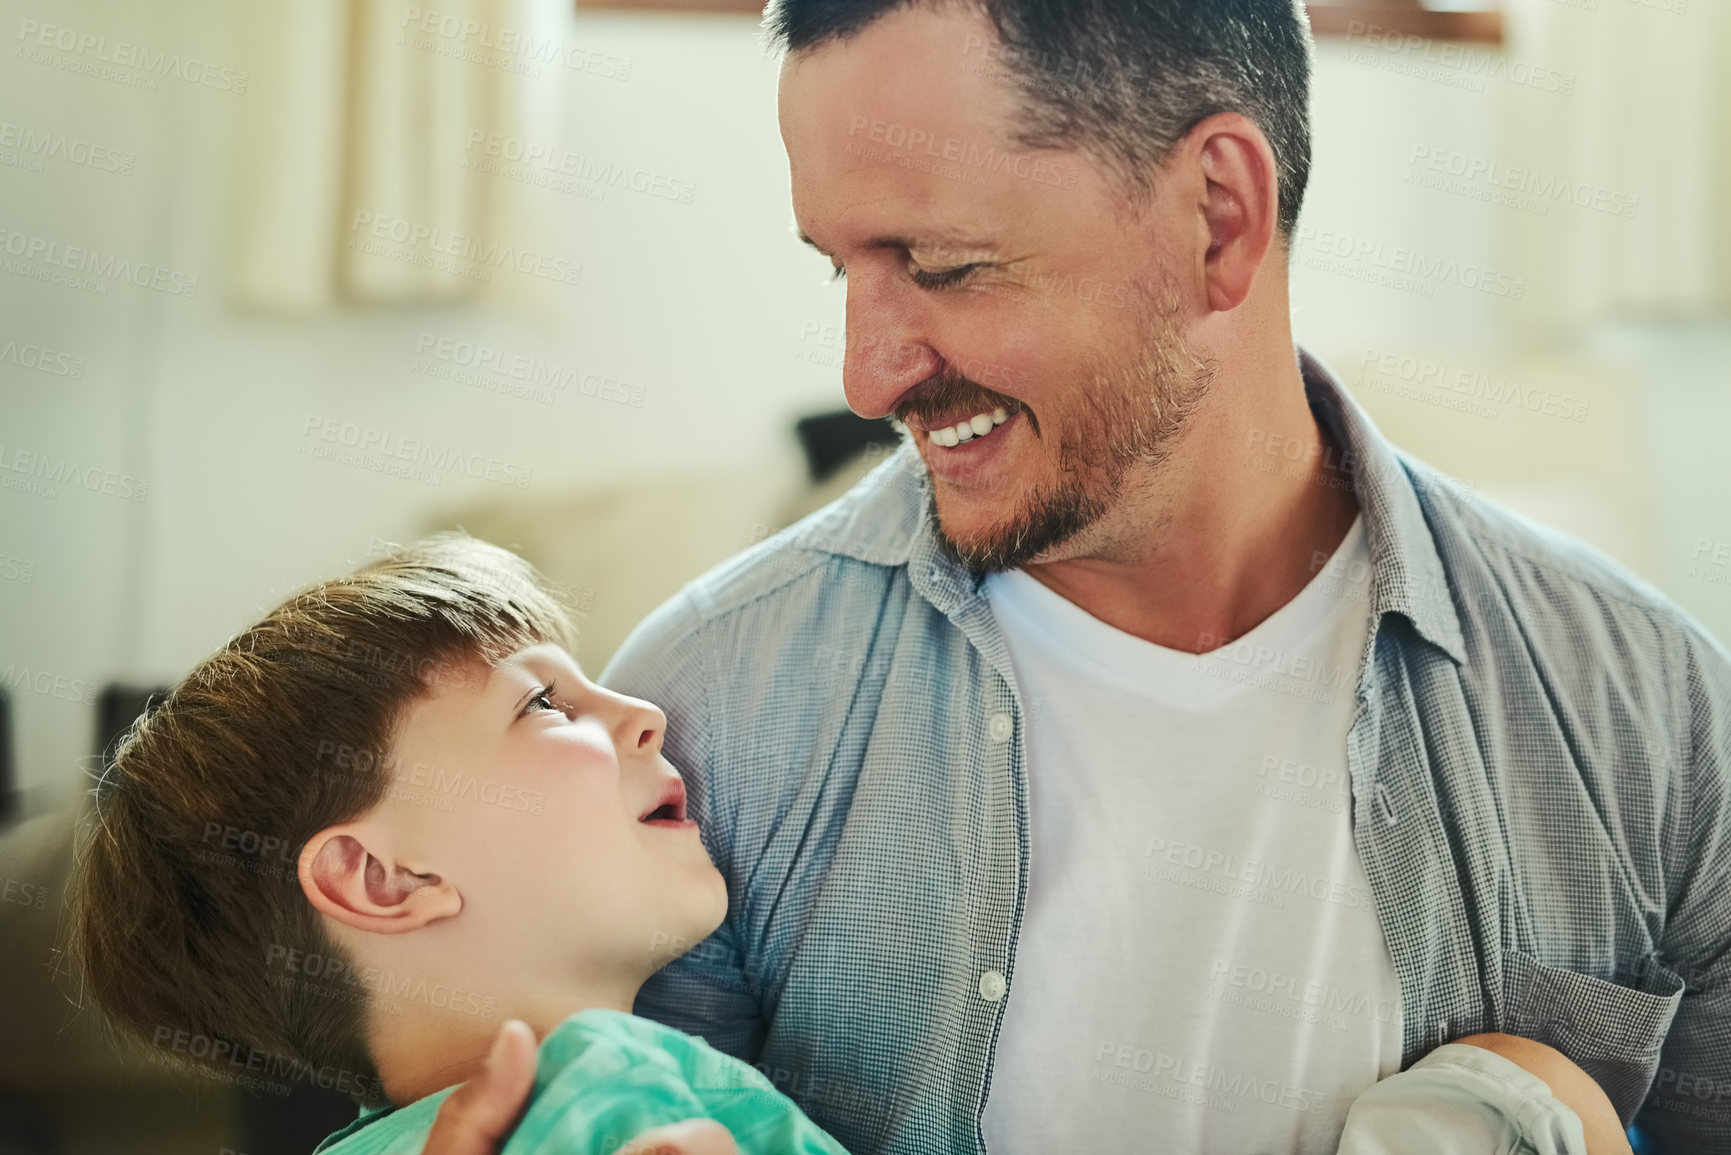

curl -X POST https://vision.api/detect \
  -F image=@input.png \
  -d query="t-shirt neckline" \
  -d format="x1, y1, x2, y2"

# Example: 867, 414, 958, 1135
983, 515, 1369, 707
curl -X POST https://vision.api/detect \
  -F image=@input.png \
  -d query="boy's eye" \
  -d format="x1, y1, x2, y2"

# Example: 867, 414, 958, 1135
524, 682, 562, 716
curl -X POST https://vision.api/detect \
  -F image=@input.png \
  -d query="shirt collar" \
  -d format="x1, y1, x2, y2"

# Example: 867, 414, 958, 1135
793, 347, 1468, 666
1299, 348, 1467, 666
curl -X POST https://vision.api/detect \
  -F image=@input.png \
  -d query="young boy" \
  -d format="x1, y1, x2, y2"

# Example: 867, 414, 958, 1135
67, 535, 1629, 1155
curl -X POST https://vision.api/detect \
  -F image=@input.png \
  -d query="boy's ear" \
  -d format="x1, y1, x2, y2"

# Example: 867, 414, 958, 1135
298, 822, 462, 934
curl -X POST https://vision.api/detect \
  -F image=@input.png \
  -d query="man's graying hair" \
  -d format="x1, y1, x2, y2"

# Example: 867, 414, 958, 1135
765, 0, 1315, 237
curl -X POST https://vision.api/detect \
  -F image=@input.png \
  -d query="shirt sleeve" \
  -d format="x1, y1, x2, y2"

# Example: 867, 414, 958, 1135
601, 590, 768, 1064
1635, 622, 1731, 1152
1335, 1044, 1588, 1155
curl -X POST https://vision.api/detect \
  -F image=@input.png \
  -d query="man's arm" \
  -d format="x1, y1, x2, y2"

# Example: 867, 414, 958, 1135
1632, 625, 1731, 1152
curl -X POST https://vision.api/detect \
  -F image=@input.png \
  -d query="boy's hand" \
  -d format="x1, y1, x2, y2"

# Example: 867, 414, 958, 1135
421, 1019, 739, 1155
1453, 1033, 1633, 1155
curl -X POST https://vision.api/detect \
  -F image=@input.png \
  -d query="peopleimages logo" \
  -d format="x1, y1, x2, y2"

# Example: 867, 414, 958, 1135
1408, 145, 1640, 220
348, 211, 582, 287
1344, 21, 1575, 96
0, 119, 134, 175
399, 8, 632, 80
846, 114, 1078, 189
0, 337, 84, 378
413, 332, 644, 408
463, 130, 696, 206
1293, 225, 1526, 301
264, 944, 498, 1019
1208, 958, 1398, 1025
299, 415, 534, 490
0, 226, 199, 297
15, 19, 249, 93
150, 1026, 381, 1099
1357, 348, 1591, 424
1690, 538, 1731, 588
2, 877, 48, 911
0, 443, 148, 501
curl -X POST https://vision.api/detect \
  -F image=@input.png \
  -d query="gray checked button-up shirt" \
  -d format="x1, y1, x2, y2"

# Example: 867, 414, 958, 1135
604, 349, 1731, 1155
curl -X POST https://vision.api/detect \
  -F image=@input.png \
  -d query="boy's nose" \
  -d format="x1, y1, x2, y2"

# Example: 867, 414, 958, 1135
610, 695, 666, 757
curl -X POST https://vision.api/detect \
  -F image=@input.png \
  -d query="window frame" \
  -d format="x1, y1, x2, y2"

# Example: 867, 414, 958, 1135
574, 0, 1504, 43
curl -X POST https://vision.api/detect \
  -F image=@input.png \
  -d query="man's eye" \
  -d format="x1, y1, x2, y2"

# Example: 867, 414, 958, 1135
829, 264, 847, 282
911, 264, 981, 289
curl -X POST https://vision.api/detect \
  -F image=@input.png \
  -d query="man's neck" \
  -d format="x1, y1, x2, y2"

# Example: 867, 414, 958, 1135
1019, 356, 1361, 653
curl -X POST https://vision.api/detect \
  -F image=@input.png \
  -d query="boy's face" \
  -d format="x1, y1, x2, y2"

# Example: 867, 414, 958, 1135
374, 641, 726, 984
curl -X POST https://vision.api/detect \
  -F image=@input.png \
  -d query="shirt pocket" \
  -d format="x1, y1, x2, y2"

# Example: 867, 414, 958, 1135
1502, 949, 1685, 1127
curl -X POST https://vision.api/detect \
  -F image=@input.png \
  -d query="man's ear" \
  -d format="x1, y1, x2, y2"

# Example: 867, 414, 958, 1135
298, 821, 462, 934
1189, 112, 1279, 313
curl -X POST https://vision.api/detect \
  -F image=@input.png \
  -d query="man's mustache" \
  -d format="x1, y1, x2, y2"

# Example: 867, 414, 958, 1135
892, 372, 1030, 433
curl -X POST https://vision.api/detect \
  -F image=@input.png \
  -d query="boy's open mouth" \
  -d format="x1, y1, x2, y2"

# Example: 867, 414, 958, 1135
639, 778, 692, 827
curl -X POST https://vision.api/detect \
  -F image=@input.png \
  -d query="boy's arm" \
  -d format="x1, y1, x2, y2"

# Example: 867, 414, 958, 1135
1336, 1034, 1629, 1155
1453, 1035, 1632, 1155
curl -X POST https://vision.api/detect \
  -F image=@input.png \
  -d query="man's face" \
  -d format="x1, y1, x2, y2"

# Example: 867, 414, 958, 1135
779, 5, 1214, 572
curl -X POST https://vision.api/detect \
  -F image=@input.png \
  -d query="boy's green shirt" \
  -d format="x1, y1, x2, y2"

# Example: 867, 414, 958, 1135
314, 1008, 849, 1155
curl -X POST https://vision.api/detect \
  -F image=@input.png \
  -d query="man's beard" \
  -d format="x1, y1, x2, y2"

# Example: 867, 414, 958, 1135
902, 290, 1214, 575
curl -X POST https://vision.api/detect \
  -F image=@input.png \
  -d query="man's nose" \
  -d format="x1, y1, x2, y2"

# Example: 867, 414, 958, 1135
842, 277, 941, 419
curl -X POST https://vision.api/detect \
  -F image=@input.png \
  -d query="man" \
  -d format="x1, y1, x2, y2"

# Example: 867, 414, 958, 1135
422, 1, 1731, 1151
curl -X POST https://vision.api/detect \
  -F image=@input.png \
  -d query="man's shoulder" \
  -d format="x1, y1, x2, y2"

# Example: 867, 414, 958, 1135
1403, 451, 1729, 671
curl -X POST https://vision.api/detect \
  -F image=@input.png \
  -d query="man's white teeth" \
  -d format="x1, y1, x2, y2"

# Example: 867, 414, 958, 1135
931, 408, 1010, 448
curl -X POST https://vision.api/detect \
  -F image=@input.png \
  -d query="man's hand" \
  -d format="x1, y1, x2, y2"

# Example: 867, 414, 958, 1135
614, 1119, 740, 1155
424, 1019, 537, 1155
421, 1019, 739, 1155
1454, 1033, 1632, 1155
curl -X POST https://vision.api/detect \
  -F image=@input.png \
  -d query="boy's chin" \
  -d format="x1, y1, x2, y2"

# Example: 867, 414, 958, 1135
684, 870, 729, 948
691, 863, 728, 935
652, 864, 728, 955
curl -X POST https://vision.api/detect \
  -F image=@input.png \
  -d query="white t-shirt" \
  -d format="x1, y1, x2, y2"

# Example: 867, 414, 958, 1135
979, 516, 1404, 1155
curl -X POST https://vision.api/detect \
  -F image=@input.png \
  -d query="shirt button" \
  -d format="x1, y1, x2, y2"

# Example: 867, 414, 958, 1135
1374, 781, 1399, 826
988, 713, 1013, 743
978, 969, 1007, 1002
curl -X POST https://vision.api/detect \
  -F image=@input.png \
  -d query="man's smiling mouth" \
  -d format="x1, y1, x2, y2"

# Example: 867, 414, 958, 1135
925, 407, 1010, 448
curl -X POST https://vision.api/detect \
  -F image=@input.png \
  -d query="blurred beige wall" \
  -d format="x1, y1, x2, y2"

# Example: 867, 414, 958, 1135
0, 0, 1727, 811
